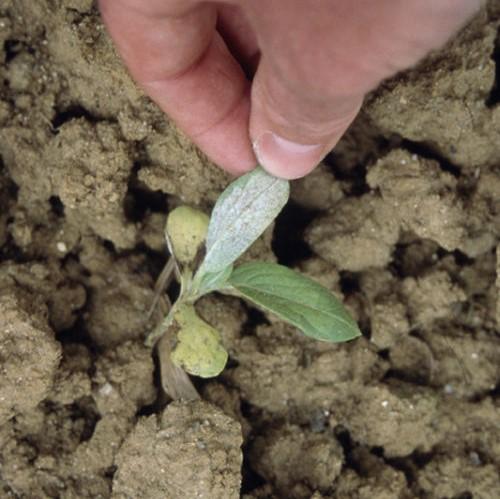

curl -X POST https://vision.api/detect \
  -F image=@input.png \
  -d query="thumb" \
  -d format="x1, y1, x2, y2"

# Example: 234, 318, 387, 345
249, 57, 363, 179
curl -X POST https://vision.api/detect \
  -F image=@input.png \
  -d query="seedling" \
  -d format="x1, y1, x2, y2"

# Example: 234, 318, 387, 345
148, 167, 361, 383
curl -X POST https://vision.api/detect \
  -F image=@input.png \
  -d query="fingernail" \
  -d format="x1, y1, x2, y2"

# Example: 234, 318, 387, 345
253, 132, 323, 179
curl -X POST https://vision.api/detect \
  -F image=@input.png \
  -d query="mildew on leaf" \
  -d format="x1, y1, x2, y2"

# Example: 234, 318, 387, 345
203, 167, 289, 273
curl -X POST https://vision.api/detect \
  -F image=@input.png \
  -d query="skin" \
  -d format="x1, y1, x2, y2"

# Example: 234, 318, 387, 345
99, 0, 482, 179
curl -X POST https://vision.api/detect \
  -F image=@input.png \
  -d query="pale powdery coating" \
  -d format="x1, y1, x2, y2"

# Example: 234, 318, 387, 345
203, 168, 289, 273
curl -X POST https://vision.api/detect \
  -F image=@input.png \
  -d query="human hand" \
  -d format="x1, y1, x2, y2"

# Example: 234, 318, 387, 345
99, 0, 481, 179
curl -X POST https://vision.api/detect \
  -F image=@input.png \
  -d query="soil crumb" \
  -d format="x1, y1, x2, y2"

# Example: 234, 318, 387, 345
112, 401, 243, 499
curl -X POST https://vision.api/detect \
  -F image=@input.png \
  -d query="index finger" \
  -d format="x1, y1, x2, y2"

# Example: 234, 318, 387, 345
99, 0, 256, 174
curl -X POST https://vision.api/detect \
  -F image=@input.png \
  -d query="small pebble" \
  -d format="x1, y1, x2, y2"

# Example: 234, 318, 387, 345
469, 451, 481, 466
99, 382, 113, 396
56, 241, 67, 253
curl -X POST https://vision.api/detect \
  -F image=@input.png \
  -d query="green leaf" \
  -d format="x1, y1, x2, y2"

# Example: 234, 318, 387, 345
203, 167, 289, 273
228, 262, 361, 342
196, 265, 233, 297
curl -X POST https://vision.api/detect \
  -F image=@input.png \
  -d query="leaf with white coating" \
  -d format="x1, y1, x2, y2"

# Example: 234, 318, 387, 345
203, 167, 289, 273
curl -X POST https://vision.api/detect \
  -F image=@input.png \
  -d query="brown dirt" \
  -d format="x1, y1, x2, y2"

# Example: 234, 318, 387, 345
1, 1, 499, 498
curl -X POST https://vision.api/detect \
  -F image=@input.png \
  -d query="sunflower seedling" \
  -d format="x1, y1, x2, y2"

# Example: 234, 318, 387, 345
148, 167, 361, 383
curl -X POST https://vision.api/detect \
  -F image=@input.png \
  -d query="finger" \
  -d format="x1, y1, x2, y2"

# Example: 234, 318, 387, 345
247, 0, 482, 179
99, 0, 255, 175
250, 56, 363, 180
217, 4, 260, 77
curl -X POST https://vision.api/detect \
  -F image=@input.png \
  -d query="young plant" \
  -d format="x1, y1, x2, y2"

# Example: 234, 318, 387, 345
148, 167, 361, 381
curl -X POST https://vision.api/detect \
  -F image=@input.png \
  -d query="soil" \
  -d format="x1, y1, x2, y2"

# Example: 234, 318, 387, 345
0, 1, 499, 498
